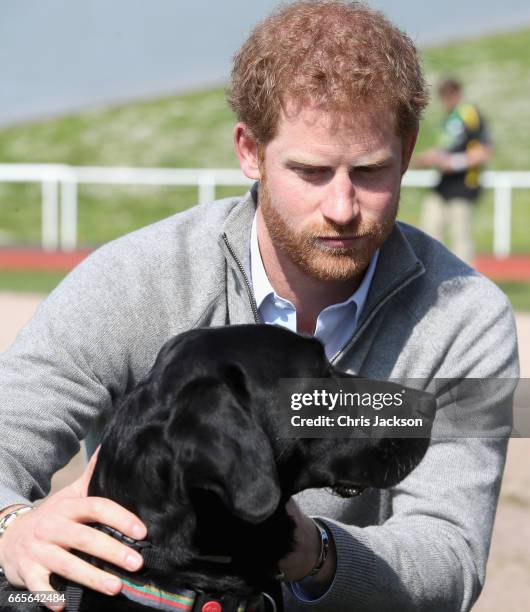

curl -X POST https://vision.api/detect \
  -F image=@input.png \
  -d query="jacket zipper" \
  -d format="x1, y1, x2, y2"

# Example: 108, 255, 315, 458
222, 232, 262, 324
330, 262, 425, 365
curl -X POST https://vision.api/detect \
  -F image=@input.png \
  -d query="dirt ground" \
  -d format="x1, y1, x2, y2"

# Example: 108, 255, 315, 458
1, 292, 529, 611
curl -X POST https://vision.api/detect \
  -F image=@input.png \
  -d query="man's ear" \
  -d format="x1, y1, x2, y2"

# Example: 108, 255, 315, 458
234, 122, 262, 181
172, 377, 281, 524
401, 128, 419, 175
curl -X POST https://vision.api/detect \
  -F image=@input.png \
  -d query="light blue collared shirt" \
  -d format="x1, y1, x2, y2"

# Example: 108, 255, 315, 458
250, 213, 379, 361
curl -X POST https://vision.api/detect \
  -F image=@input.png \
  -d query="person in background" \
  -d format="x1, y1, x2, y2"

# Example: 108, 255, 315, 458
414, 77, 491, 264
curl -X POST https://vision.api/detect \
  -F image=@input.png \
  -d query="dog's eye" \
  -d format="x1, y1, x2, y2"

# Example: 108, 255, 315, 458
331, 484, 366, 498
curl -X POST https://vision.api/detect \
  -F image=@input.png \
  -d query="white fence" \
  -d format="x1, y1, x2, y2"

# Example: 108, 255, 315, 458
0, 164, 529, 257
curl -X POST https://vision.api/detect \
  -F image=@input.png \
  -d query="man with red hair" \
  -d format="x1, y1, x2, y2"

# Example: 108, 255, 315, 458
0, 2, 518, 611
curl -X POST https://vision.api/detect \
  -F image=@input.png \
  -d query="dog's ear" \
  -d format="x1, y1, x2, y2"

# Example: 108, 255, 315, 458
169, 374, 281, 524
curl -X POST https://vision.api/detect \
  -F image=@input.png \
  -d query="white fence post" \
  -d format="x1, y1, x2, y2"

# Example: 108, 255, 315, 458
60, 180, 78, 252
198, 173, 216, 204
41, 181, 59, 251
493, 182, 512, 259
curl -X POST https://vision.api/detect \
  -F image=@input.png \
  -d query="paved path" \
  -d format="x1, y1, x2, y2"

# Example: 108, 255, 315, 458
1, 292, 529, 610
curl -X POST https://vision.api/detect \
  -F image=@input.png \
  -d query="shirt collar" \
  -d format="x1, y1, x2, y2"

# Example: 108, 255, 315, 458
250, 211, 379, 320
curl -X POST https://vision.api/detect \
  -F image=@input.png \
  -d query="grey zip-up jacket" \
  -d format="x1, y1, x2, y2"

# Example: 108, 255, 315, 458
0, 189, 519, 611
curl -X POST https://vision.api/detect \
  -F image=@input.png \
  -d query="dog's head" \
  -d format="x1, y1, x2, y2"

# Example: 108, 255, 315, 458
88, 324, 434, 592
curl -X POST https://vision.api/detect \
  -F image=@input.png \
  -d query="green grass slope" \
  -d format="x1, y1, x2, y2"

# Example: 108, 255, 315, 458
0, 28, 529, 250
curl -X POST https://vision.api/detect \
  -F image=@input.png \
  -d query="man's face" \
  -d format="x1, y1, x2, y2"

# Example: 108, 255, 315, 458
256, 106, 412, 282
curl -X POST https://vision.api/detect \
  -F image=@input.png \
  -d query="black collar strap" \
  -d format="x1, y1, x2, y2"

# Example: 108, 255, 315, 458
92, 523, 172, 572
60, 524, 277, 612
93, 523, 234, 572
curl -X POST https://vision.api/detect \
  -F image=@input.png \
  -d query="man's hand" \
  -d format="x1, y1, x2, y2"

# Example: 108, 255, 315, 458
0, 448, 147, 611
278, 499, 336, 594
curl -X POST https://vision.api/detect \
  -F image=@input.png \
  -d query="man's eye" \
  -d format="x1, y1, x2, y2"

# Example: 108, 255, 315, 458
355, 165, 384, 174
295, 167, 327, 179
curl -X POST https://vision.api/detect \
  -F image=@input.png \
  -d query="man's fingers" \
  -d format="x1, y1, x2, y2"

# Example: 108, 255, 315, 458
32, 546, 123, 599
44, 496, 146, 541
0, 459, 146, 603
41, 521, 143, 573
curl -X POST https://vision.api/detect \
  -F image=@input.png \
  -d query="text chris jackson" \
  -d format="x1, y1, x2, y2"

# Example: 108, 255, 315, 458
290, 415, 424, 428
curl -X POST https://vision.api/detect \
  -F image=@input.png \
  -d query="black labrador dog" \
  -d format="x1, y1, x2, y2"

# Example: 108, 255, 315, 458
51, 324, 434, 612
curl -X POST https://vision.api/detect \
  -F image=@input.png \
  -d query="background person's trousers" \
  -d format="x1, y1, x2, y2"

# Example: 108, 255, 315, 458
420, 192, 475, 264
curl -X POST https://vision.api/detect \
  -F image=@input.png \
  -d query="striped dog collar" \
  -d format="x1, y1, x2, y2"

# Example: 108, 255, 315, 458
109, 569, 249, 611
64, 567, 257, 612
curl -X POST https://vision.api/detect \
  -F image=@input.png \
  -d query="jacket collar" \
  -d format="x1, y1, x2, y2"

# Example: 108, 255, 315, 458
219, 183, 425, 331
219, 184, 260, 325
357, 222, 425, 329
219, 182, 258, 279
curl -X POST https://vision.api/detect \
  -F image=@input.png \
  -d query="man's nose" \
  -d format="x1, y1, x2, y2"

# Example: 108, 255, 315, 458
320, 172, 359, 226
